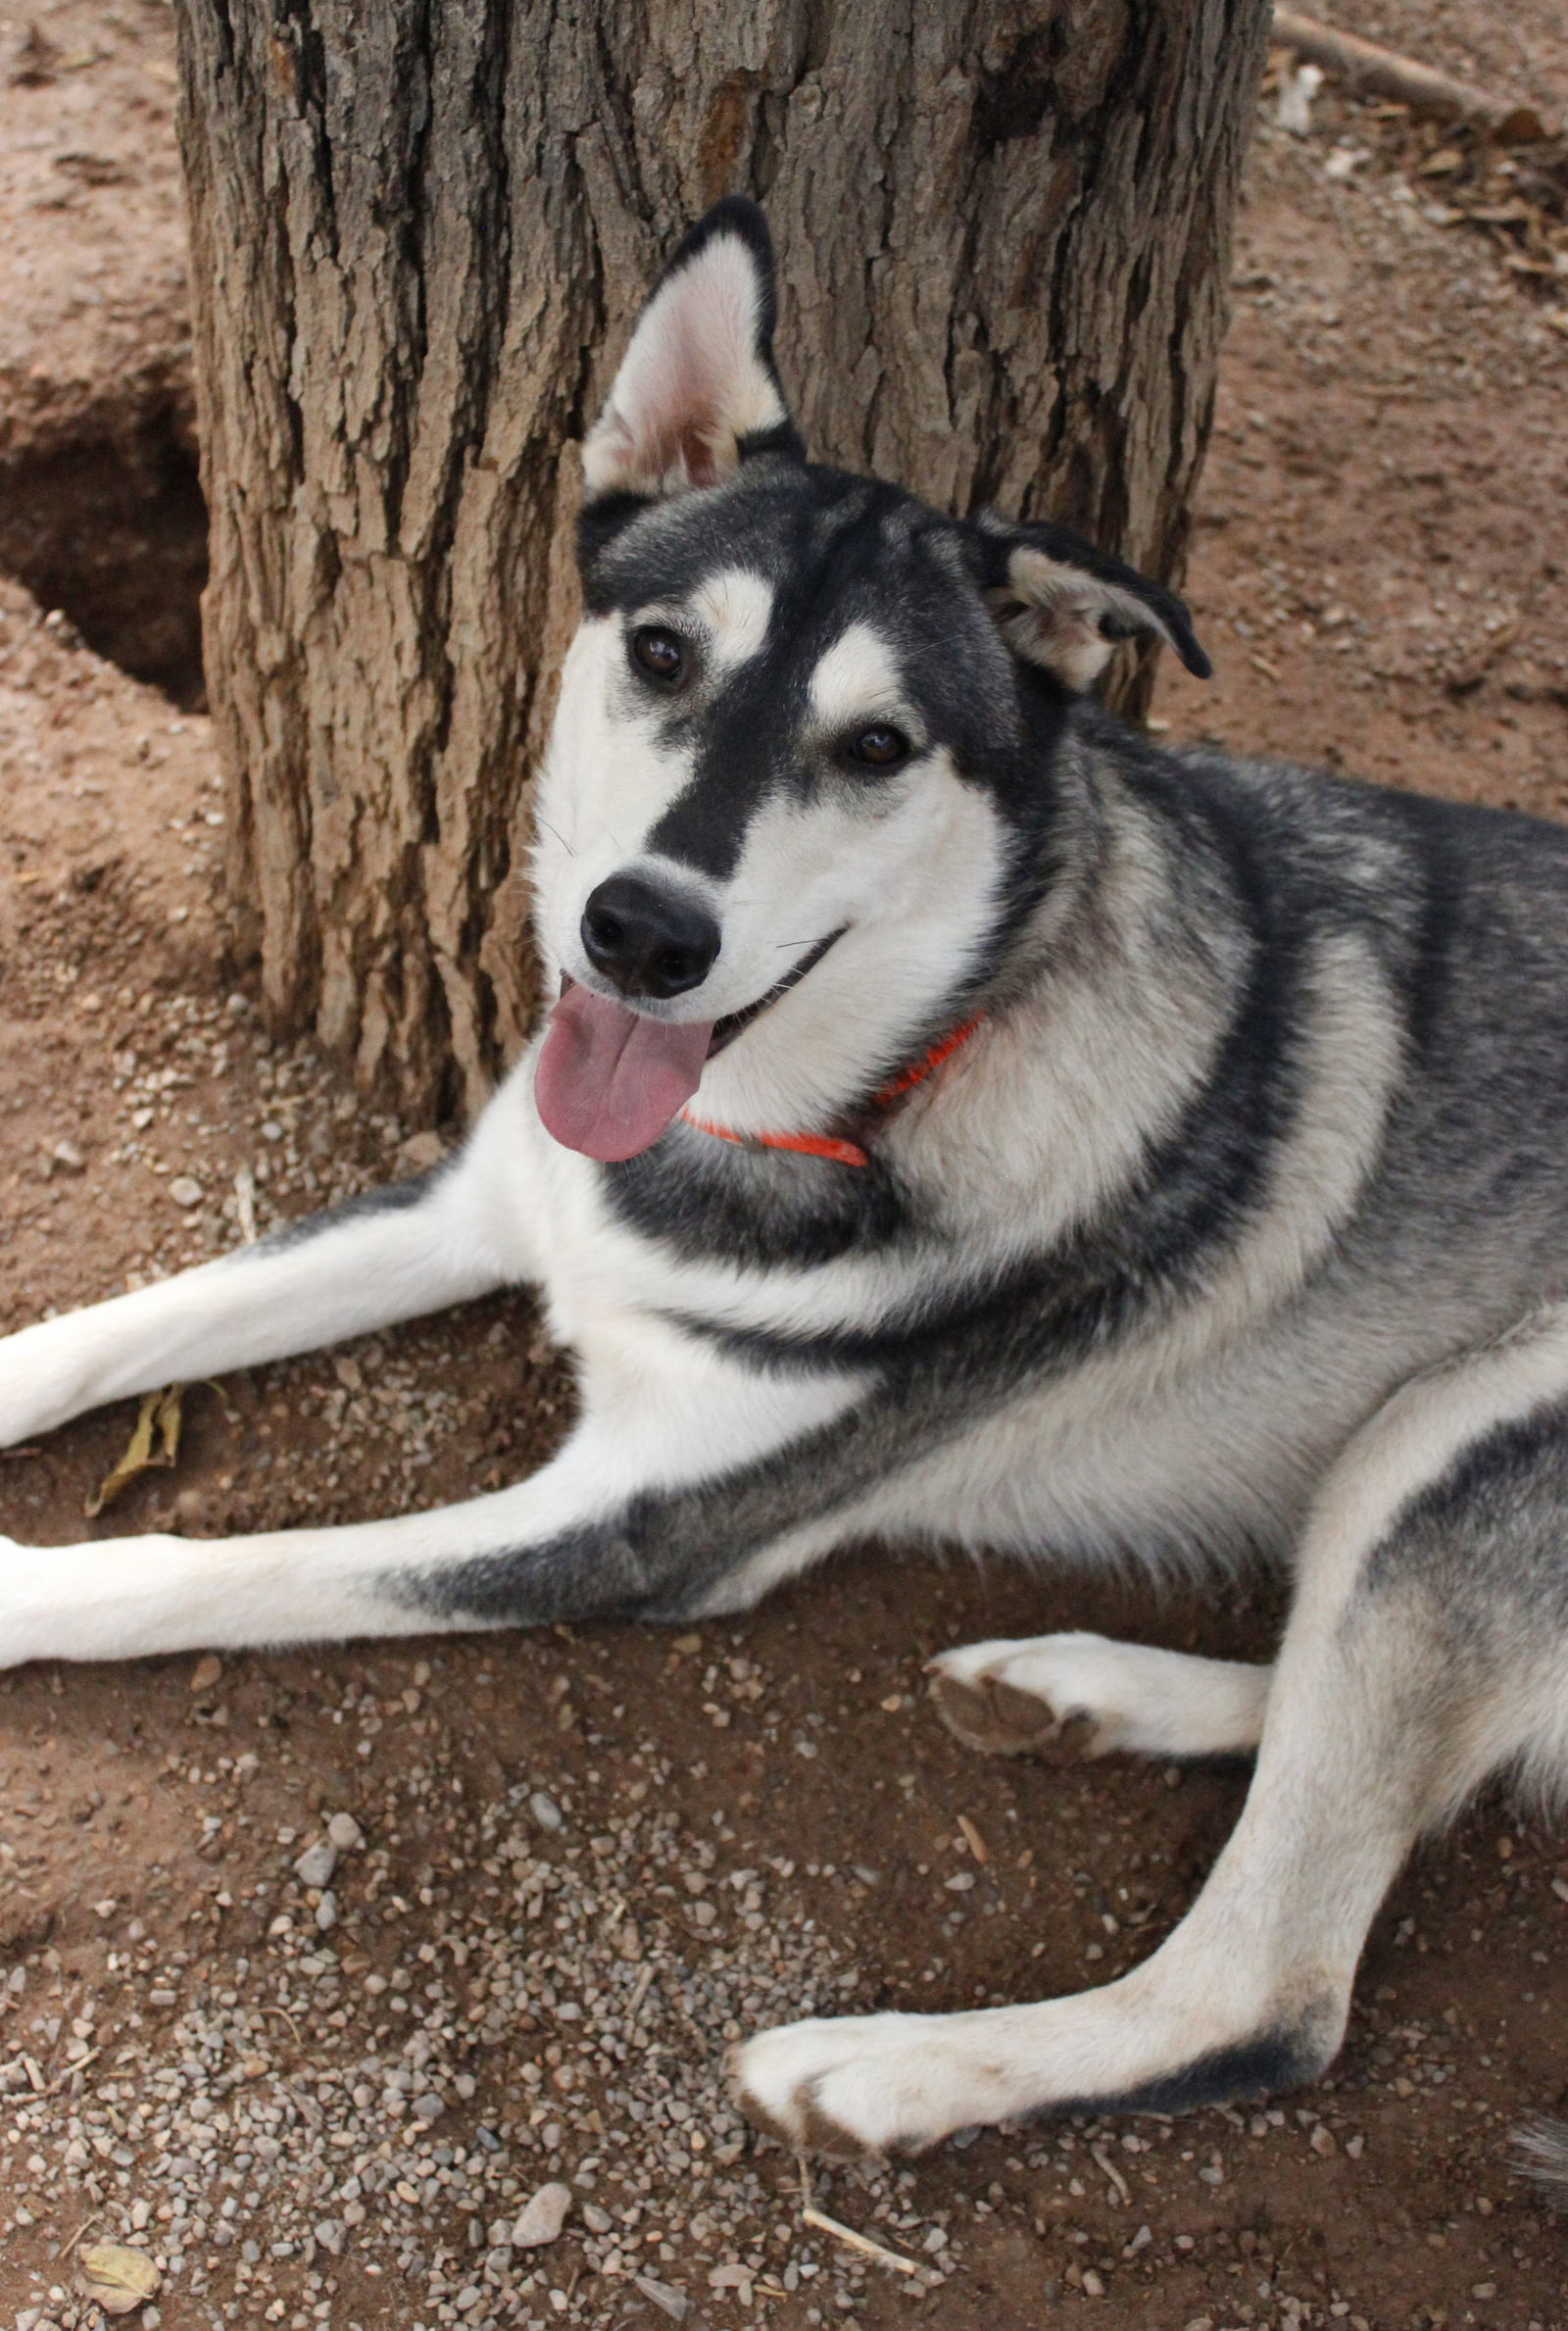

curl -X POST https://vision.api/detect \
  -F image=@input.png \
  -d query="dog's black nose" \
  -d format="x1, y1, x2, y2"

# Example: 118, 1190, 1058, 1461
581, 874, 721, 1000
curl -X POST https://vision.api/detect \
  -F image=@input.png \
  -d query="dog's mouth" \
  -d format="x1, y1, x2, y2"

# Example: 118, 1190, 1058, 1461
704, 926, 844, 1058
534, 929, 846, 1164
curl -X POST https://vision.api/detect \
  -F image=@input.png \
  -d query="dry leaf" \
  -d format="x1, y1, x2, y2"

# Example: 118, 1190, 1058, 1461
78, 2242, 161, 2313
86, 1385, 184, 1517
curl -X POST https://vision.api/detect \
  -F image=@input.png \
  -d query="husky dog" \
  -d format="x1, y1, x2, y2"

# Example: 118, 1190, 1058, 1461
4, 198, 1568, 2164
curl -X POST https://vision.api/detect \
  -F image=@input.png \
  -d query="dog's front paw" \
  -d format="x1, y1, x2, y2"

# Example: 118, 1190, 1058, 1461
731, 2013, 995, 2158
0, 1535, 43, 1670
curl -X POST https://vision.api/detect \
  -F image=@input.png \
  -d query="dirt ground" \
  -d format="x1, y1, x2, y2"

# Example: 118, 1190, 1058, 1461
3, 6, 1568, 2330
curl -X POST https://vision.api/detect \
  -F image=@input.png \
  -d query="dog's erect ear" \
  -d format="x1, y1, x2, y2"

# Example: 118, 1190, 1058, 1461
975, 515, 1212, 691
581, 198, 803, 504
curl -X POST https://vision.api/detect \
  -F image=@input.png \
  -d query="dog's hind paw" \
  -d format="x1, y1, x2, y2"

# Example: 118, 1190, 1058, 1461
928, 1631, 1270, 1762
927, 1631, 1137, 1758
730, 2012, 998, 2158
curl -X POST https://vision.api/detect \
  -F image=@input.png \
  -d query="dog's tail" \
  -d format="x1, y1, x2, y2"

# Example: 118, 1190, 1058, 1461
1512, 2116, 1568, 2204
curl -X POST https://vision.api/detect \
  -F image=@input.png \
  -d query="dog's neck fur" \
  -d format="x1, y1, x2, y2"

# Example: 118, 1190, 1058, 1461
840, 722, 1242, 1233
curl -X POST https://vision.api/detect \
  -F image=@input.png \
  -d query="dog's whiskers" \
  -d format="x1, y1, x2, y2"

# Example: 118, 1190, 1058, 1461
536, 817, 573, 853
534, 816, 576, 859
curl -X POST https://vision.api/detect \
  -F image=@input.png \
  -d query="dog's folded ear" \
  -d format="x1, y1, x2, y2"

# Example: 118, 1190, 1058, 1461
581, 198, 804, 505
974, 515, 1212, 691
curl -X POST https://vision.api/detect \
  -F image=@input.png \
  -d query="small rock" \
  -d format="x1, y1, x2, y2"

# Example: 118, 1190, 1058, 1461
398, 1129, 446, 1176
315, 1891, 338, 1932
529, 1790, 565, 1832
326, 1810, 365, 1851
512, 2180, 572, 2248
631, 2273, 690, 2321
189, 1653, 222, 1695
169, 1175, 204, 1209
51, 1139, 85, 1173
1309, 2123, 1336, 2157
412, 2090, 446, 2123
293, 1841, 337, 1889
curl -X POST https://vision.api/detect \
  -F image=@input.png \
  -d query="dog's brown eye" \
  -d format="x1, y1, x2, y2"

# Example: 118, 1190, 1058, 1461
847, 724, 909, 769
631, 626, 685, 683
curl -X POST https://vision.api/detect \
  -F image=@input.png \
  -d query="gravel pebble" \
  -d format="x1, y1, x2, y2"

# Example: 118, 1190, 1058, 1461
5, 1771, 898, 2326
292, 1840, 337, 1888
512, 2181, 573, 2248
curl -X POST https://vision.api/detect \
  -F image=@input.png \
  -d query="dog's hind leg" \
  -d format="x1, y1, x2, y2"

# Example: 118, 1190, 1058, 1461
734, 1310, 1568, 2156
0, 1099, 537, 1448
928, 1633, 1270, 1760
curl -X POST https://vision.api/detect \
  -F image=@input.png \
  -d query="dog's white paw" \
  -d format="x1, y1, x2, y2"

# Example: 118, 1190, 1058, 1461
0, 1535, 44, 1670
927, 1630, 1154, 1757
731, 2012, 1004, 2157
929, 1632, 1269, 1761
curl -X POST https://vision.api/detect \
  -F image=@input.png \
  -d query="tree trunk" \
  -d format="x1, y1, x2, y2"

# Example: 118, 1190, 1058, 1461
173, 0, 1272, 1124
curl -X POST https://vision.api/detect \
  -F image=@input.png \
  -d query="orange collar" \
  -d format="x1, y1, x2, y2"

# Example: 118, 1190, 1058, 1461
680, 1012, 985, 1168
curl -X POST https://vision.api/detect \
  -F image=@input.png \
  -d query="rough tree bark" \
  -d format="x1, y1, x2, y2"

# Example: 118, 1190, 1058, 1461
172, 0, 1272, 1123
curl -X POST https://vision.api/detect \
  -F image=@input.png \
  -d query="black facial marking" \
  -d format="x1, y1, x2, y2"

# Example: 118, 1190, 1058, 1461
584, 461, 1040, 886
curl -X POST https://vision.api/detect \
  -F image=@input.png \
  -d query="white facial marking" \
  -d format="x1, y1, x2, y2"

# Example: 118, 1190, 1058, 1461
687, 568, 775, 670
808, 622, 907, 730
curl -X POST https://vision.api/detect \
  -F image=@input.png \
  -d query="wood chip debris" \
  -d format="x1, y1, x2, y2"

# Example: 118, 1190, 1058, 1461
798, 2160, 920, 2276
1092, 2140, 1132, 2205
956, 1813, 990, 1864
1272, 8, 1554, 142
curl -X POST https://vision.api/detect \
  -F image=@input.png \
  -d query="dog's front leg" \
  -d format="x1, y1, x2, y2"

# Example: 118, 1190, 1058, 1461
0, 1087, 546, 1448
0, 1328, 866, 1665
736, 1317, 1568, 2155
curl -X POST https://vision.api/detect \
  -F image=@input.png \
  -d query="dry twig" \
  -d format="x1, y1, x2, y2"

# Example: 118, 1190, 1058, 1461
1273, 9, 1554, 143
796, 2158, 920, 2275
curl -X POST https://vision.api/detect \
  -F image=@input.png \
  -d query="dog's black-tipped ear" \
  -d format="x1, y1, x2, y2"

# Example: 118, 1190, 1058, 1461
974, 515, 1212, 691
581, 198, 803, 504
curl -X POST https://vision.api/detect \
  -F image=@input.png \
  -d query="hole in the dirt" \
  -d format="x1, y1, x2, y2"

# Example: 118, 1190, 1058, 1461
0, 374, 208, 708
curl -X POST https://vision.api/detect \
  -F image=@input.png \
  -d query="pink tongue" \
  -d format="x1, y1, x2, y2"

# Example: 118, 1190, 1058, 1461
535, 983, 713, 1162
